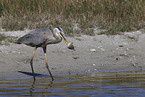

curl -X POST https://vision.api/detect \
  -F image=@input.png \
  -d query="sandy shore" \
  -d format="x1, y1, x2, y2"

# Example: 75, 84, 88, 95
0, 30, 145, 79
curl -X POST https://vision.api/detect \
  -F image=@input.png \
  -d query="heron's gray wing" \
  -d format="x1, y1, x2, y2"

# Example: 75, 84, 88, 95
17, 32, 49, 47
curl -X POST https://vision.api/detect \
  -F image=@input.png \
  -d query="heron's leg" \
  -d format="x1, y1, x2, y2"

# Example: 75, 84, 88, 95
43, 46, 54, 81
30, 47, 37, 80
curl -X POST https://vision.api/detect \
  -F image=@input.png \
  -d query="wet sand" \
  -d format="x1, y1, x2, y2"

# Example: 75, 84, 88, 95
0, 30, 145, 79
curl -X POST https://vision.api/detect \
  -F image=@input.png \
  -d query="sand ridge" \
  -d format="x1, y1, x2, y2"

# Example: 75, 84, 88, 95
0, 30, 145, 79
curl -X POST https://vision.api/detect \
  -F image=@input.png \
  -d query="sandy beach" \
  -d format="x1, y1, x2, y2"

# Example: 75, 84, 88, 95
0, 30, 145, 79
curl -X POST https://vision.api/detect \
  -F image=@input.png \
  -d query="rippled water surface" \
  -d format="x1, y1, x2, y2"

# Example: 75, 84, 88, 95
1, 70, 145, 97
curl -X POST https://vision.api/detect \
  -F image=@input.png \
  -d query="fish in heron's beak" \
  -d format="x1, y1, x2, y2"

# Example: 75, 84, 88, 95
60, 32, 75, 50
67, 42, 75, 50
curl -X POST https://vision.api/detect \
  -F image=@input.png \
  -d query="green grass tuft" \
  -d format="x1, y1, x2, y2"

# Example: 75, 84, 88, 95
0, 34, 6, 41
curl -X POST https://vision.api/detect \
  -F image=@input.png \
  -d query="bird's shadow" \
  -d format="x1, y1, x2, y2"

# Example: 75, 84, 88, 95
18, 71, 48, 77
18, 71, 76, 80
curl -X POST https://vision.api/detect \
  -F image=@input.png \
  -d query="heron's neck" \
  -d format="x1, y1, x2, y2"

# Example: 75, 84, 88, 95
52, 32, 62, 43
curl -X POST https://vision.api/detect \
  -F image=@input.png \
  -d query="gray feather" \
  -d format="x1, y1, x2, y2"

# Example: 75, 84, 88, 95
17, 28, 53, 47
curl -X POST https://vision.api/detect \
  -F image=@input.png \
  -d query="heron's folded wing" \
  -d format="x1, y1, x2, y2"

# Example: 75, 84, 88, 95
17, 33, 47, 47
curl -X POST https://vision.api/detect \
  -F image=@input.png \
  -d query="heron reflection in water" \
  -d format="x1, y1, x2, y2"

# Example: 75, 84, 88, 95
17, 27, 75, 80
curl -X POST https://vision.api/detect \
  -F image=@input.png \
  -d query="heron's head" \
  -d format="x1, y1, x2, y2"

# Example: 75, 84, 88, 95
54, 27, 75, 50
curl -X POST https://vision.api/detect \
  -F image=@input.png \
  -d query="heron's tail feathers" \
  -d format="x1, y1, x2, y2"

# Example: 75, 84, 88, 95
17, 37, 24, 44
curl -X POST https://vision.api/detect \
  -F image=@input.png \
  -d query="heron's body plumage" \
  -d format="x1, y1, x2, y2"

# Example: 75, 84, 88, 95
17, 28, 62, 47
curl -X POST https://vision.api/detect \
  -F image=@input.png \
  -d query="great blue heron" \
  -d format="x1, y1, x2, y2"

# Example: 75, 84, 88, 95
17, 27, 74, 80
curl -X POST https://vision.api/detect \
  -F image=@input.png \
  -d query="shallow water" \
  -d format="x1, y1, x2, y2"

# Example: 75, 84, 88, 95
1, 70, 145, 97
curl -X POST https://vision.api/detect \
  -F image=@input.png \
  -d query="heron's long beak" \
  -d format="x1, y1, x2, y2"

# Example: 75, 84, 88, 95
60, 32, 75, 50
60, 32, 68, 45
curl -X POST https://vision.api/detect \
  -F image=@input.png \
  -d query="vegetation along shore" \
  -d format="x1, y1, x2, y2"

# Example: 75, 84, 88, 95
0, 0, 144, 35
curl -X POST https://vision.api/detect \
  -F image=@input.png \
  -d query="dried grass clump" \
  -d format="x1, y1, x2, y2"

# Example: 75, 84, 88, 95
0, 0, 144, 35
